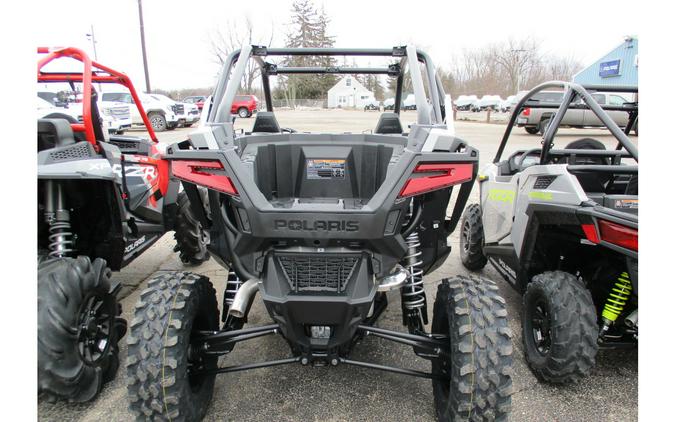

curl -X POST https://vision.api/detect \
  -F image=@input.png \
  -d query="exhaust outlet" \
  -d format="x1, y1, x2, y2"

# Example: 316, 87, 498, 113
377, 266, 410, 292
228, 279, 260, 318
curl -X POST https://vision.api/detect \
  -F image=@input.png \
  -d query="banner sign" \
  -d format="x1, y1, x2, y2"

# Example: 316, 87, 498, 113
599, 59, 621, 78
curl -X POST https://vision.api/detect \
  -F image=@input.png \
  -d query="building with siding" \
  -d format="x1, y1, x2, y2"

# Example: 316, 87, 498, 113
327, 76, 376, 108
573, 37, 638, 88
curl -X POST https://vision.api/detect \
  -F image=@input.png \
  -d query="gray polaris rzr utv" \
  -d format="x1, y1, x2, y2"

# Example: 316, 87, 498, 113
126, 45, 513, 421
37, 47, 210, 403
459, 82, 638, 383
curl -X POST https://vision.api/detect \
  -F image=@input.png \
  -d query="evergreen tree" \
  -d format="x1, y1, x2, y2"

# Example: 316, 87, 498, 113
279, 0, 337, 103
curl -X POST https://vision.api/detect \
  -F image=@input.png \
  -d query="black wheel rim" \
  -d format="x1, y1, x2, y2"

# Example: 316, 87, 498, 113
461, 220, 471, 253
531, 299, 552, 355
77, 292, 115, 366
187, 315, 215, 393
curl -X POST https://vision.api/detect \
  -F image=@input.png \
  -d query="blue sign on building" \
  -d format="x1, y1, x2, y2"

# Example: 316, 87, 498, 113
599, 59, 622, 78
573, 38, 637, 88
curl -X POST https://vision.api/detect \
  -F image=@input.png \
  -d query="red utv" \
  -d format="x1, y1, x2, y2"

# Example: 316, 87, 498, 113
37, 47, 210, 403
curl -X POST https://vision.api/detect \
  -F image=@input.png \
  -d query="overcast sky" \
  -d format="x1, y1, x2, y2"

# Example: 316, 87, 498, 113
34, 0, 639, 91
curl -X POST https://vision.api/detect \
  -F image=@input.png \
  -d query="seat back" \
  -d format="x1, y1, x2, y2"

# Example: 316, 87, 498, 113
38, 118, 76, 151
374, 112, 403, 134
251, 112, 281, 133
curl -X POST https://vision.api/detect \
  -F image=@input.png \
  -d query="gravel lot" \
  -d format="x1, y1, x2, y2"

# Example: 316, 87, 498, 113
38, 110, 638, 421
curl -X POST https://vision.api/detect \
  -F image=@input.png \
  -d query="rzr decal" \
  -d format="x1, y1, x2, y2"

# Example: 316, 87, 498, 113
112, 164, 158, 180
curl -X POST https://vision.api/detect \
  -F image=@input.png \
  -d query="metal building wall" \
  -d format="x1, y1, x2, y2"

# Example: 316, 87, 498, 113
573, 38, 638, 87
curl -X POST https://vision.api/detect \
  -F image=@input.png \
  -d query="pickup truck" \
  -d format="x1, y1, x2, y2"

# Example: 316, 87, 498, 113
148, 94, 200, 128
101, 92, 180, 132
517, 91, 635, 135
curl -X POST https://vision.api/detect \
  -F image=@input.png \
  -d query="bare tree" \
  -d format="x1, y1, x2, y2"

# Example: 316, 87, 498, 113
208, 17, 274, 93
491, 38, 541, 94
444, 37, 583, 98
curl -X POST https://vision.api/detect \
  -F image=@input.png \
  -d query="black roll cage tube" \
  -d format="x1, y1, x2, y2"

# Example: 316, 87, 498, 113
494, 81, 638, 165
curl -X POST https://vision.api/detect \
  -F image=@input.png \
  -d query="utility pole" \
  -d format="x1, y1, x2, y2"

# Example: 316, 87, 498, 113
86, 24, 98, 61
137, 0, 151, 92
511, 49, 527, 94
86, 25, 101, 92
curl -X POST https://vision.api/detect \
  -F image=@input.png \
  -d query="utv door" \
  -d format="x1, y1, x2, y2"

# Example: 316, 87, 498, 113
480, 174, 519, 244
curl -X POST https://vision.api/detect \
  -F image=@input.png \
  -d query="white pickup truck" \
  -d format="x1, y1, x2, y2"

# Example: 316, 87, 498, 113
101, 92, 180, 132
147, 94, 200, 128
37, 94, 132, 134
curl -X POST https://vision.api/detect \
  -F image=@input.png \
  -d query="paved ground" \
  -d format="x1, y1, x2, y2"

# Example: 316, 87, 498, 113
38, 111, 638, 421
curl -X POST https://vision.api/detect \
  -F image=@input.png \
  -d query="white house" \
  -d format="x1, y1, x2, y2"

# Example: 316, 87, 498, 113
327, 76, 376, 108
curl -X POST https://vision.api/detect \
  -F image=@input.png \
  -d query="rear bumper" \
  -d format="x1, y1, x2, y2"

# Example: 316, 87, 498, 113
260, 250, 375, 350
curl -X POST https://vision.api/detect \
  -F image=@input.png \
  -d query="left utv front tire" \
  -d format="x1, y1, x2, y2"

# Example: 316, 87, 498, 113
431, 275, 513, 421
127, 272, 219, 421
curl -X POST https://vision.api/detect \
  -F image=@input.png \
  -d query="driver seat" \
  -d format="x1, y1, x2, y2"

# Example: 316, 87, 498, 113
251, 112, 281, 133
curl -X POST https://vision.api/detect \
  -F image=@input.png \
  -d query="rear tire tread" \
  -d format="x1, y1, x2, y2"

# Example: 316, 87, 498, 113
522, 271, 599, 383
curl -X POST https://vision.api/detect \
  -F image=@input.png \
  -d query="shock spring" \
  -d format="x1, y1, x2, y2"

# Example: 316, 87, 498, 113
48, 219, 74, 258
45, 180, 74, 259
602, 272, 632, 324
402, 231, 426, 311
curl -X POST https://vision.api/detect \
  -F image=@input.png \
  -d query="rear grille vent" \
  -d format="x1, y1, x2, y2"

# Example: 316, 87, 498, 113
533, 175, 557, 189
47, 142, 95, 163
278, 255, 359, 294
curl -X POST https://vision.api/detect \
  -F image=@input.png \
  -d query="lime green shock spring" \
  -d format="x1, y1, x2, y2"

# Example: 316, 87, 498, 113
602, 272, 632, 322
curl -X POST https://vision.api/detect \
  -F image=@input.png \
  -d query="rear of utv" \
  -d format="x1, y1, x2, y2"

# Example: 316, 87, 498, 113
459, 81, 638, 384
126, 45, 513, 421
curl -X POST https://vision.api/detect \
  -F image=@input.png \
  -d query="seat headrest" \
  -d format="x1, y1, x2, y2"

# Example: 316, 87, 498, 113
38, 118, 76, 151
375, 112, 403, 134
252, 112, 281, 133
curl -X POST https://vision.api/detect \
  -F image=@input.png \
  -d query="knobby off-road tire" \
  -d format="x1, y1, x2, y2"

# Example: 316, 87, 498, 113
432, 275, 513, 421
522, 271, 599, 383
460, 204, 488, 271
127, 272, 219, 421
38, 256, 125, 402
173, 191, 210, 265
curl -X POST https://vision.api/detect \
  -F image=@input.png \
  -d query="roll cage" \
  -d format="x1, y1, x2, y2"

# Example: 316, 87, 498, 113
37, 46, 158, 146
205, 45, 448, 127
494, 81, 638, 167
